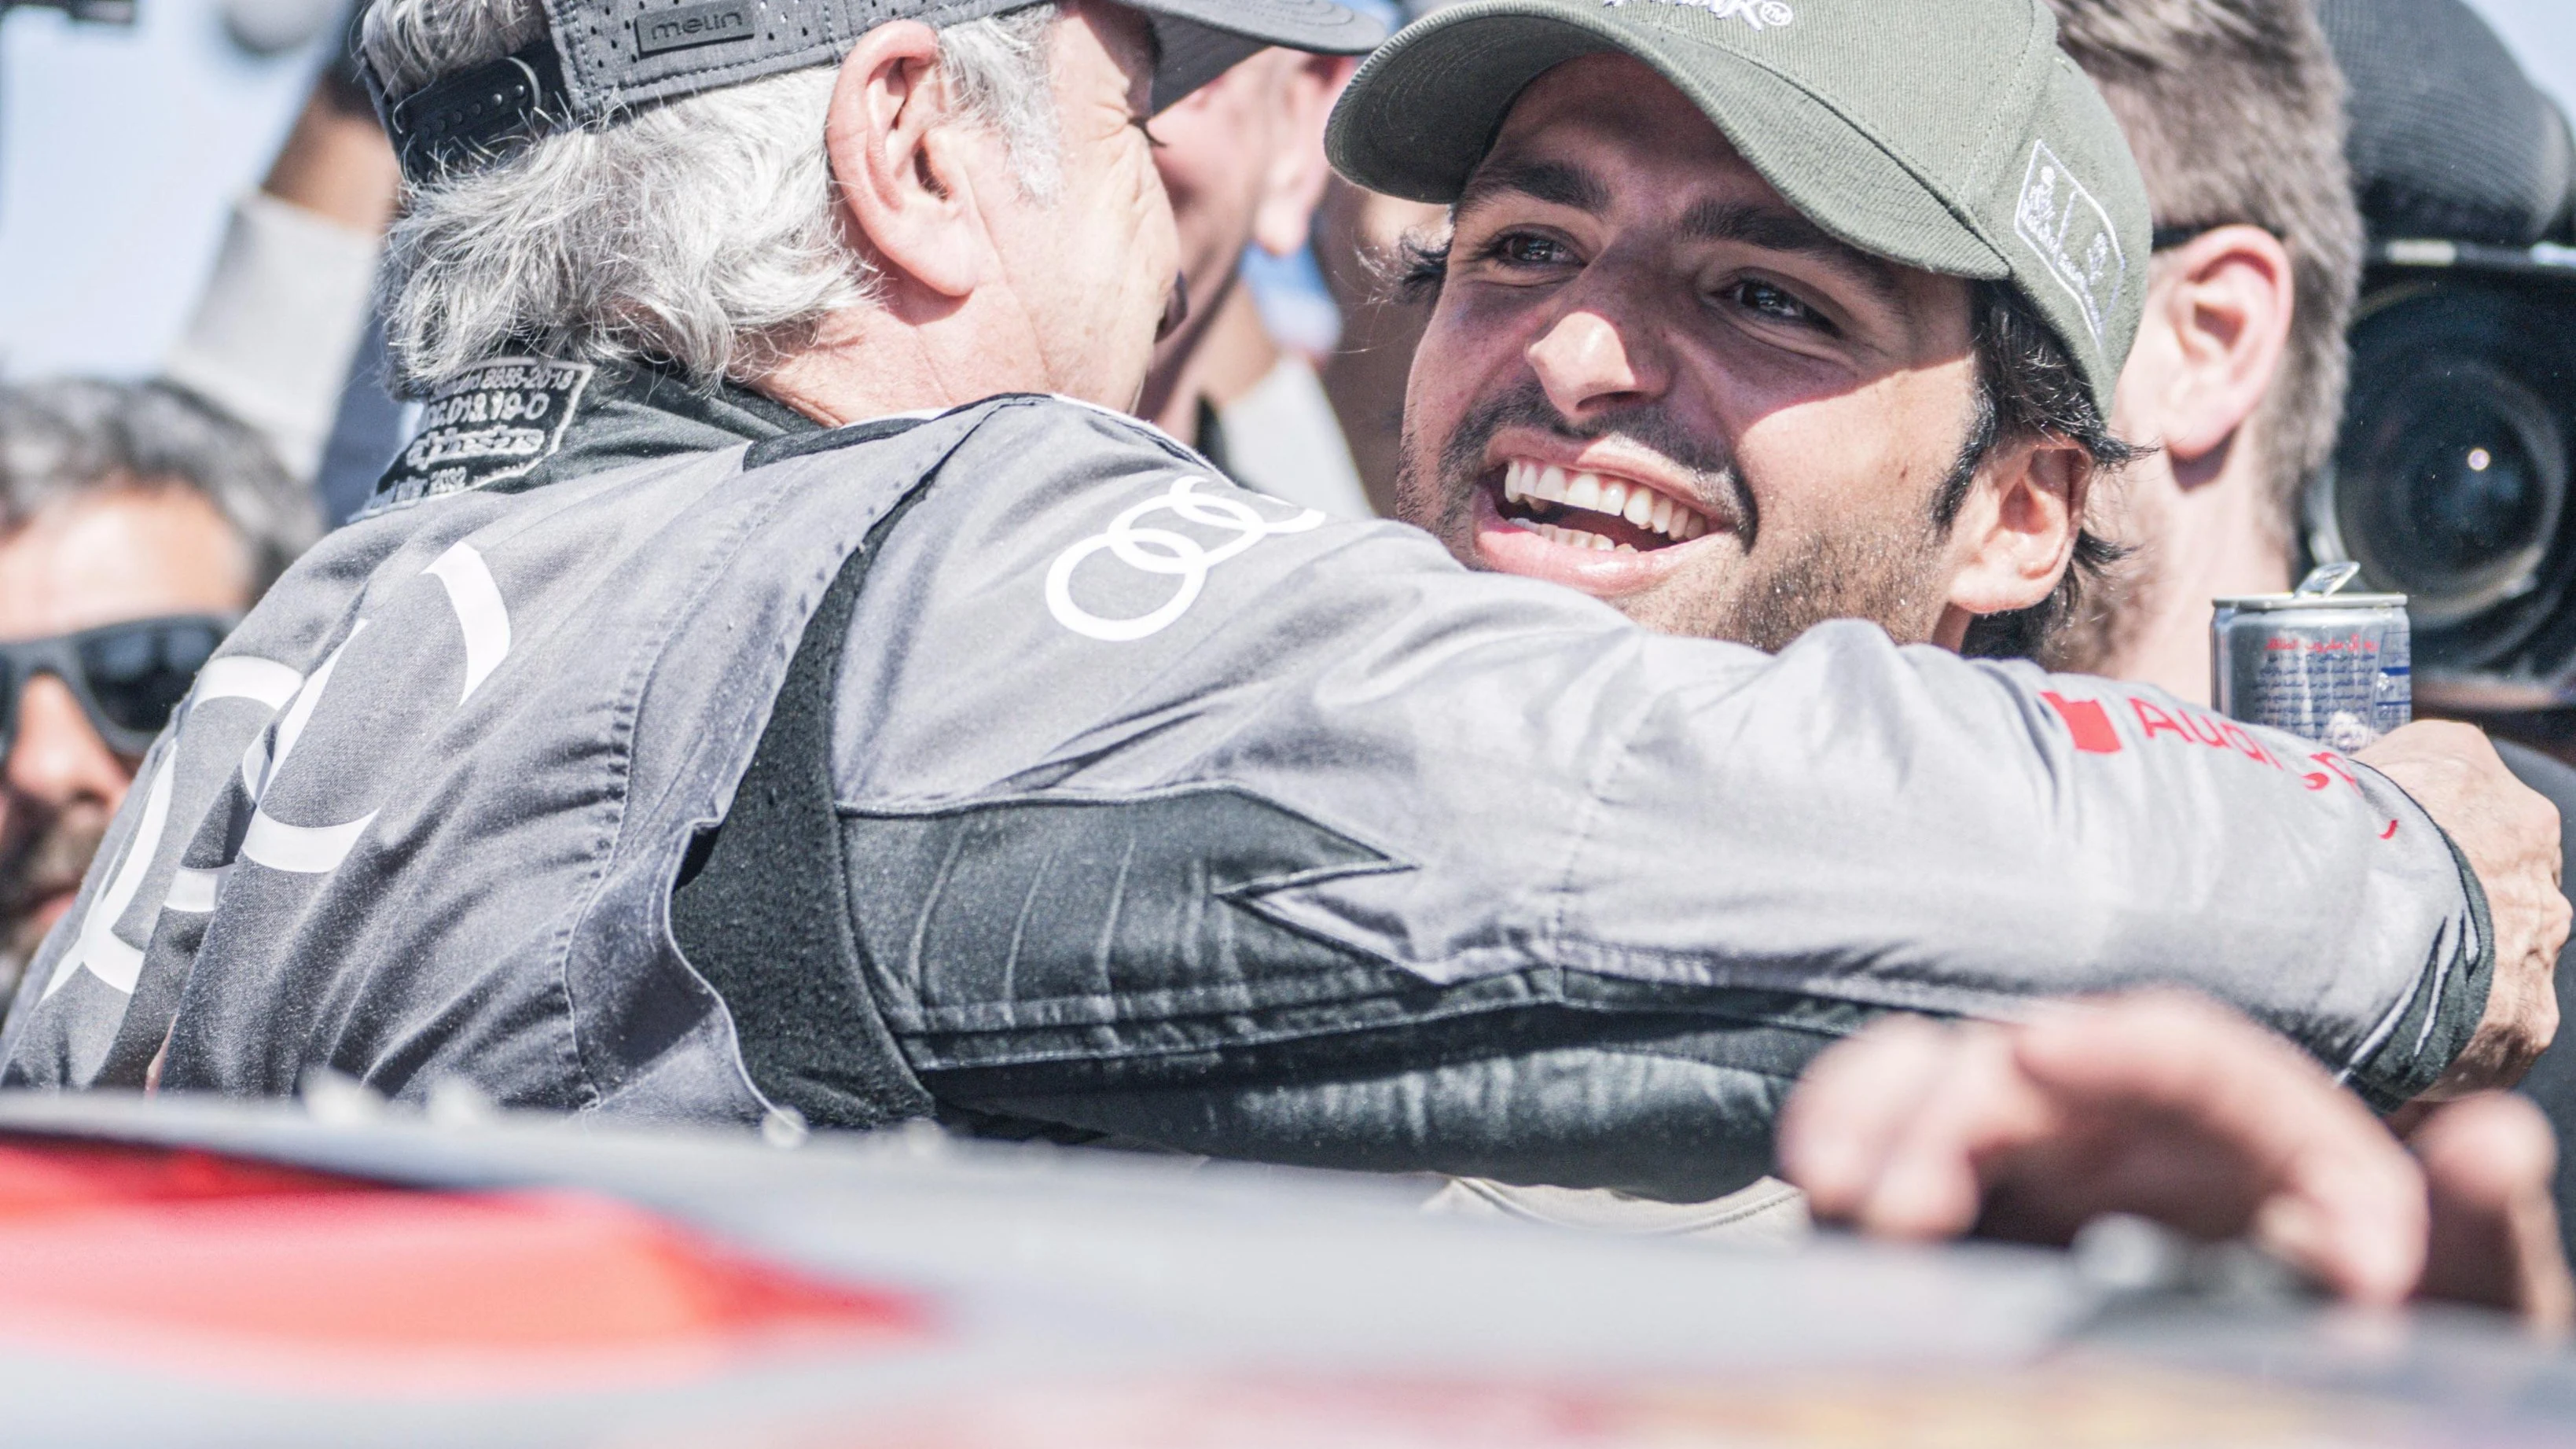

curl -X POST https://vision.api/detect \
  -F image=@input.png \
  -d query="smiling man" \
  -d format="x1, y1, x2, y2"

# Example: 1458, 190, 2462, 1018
1358, 29, 2122, 660
2, 0, 2560, 1279
1343, 0, 2570, 1302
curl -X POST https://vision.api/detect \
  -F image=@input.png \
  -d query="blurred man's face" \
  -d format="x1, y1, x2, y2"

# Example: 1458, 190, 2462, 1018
1141, 49, 1340, 397
1148, 51, 1300, 370
0, 484, 249, 987
1395, 56, 1995, 649
979, 0, 1182, 408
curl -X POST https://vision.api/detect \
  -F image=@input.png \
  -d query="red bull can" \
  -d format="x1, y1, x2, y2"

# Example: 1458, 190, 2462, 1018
2211, 564, 2411, 752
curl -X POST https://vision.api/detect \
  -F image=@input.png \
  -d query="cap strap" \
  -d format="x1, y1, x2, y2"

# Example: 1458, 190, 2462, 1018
377, 39, 572, 185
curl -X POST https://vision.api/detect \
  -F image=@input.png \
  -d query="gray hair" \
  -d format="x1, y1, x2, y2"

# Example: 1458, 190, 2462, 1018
364, 0, 1064, 393
0, 380, 320, 595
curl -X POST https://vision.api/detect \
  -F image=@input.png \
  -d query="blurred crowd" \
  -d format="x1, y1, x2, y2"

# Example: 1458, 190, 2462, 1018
6, 0, 2576, 1337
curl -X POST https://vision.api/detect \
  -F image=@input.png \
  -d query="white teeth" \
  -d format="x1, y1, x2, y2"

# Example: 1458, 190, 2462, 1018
1501, 456, 1718, 546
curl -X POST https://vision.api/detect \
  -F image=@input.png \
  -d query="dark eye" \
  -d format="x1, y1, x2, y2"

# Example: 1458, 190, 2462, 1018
1483, 231, 1574, 269
1725, 278, 1825, 327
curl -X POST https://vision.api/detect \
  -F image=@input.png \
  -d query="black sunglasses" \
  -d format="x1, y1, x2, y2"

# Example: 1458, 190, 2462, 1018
0, 615, 235, 762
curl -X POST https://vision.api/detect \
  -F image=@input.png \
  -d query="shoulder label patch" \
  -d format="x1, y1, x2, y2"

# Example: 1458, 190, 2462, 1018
2013, 139, 2128, 348
370, 357, 593, 513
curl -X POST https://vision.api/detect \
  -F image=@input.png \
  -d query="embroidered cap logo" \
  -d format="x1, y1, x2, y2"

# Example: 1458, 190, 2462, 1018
1600, 0, 1794, 28
2013, 139, 2128, 349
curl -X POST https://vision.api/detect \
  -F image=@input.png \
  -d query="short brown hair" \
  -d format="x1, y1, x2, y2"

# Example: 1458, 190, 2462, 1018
2046, 0, 2363, 553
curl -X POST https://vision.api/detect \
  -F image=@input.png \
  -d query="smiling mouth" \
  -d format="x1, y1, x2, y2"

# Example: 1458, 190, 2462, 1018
1492, 460, 1714, 553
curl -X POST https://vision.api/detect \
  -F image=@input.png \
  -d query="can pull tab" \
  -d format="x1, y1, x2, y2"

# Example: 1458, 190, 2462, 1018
2293, 561, 2365, 596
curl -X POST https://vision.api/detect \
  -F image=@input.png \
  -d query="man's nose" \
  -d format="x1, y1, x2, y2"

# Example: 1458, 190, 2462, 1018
5, 675, 134, 816
1524, 307, 1670, 421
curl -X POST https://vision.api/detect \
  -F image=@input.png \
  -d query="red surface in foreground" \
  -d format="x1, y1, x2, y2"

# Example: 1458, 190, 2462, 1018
0, 1135, 928, 1394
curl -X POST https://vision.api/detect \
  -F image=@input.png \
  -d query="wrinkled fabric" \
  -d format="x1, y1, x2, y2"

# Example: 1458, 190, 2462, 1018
0, 387, 2487, 1201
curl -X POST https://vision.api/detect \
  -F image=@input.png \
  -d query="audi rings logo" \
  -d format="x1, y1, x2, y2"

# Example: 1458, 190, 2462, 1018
1046, 475, 1324, 642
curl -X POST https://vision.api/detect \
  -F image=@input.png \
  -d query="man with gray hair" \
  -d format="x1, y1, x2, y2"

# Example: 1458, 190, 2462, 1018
1, 0, 2559, 1256
0, 379, 318, 1003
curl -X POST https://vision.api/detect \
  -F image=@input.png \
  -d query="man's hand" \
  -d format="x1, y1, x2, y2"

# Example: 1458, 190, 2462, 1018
2406, 1092, 2574, 1325
2358, 721, 2567, 1096
1778, 991, 2574, 1327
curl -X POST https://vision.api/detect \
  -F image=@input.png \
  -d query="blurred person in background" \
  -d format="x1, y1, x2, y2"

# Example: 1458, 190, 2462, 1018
2033, 0, 2357, 696
1136, 46, 1372, 518
0, 379, 318, 1002
163, 10, 406, 524
2031, 0, 2576, 1258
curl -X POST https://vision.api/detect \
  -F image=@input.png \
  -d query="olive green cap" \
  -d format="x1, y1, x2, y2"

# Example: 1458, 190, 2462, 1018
1325, 0, 2151, 417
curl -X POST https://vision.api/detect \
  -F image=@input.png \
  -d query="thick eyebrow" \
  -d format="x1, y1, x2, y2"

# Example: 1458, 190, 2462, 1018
1455, 159, 1612, 219
1681, 199, 1907, 307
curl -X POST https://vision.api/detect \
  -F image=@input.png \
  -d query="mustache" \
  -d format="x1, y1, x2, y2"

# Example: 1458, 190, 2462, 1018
1437, 381, 1756, 544
0, 800, 111, 926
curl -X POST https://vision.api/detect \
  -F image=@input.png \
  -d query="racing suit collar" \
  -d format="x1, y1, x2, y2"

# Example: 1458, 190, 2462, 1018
369, 358, 825, 513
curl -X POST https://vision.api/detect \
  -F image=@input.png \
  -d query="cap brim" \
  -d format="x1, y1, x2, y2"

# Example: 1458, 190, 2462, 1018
1325, 1, 2005, 281
1129, 0, 1387, 111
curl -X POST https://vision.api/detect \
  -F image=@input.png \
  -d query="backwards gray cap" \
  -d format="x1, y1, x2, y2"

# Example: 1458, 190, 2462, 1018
371, 0, 1384, 183
1325, 0, 2152, 417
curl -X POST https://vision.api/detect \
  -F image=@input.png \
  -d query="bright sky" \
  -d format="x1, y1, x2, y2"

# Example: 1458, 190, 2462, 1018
2470, 0, 2576, 120
0, 0, 2569, 381
0, 0, 320, 379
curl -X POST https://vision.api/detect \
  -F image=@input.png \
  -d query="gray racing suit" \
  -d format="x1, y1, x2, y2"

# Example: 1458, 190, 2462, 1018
0, 362, 2490, 1203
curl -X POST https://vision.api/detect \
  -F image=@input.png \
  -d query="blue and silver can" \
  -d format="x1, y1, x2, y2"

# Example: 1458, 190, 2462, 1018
2211, 564, 2410, 752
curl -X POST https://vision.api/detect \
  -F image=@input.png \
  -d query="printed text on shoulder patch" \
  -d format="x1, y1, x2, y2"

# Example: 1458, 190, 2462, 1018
369, 358, 593, 513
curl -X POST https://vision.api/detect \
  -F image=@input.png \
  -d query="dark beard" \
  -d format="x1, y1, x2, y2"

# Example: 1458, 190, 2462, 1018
1399, 380, 1952, 648
0, 798, 110, 1004
1717, 520, 1952, 653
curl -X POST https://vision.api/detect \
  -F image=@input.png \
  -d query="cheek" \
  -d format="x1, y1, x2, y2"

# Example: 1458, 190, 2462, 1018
1733, 400, 1933, 540
1122, 153, 1178, 281
1406, 292, 1548, 439
1400, 308, 1485, 456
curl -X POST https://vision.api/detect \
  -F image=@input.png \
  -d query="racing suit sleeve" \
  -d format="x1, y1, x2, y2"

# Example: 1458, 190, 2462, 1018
813, 399, 2488, 1197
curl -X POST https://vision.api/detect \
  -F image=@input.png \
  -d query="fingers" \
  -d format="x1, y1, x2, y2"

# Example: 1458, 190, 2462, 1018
1779, 1016, 1955, 1222
2409, 1093, 2574, 1331
2010, 991, 2427, 1305
1780, 1015, 2052, 1241
1783, 995, 2566, 1317
2362, 724, 2567, 1095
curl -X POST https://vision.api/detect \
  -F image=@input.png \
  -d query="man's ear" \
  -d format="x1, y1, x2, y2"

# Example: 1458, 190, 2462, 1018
2139, 224, 2295, 477
825, 20, 988, 300
1248, 53, 1356, 259
1942, 437, 2091, 620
